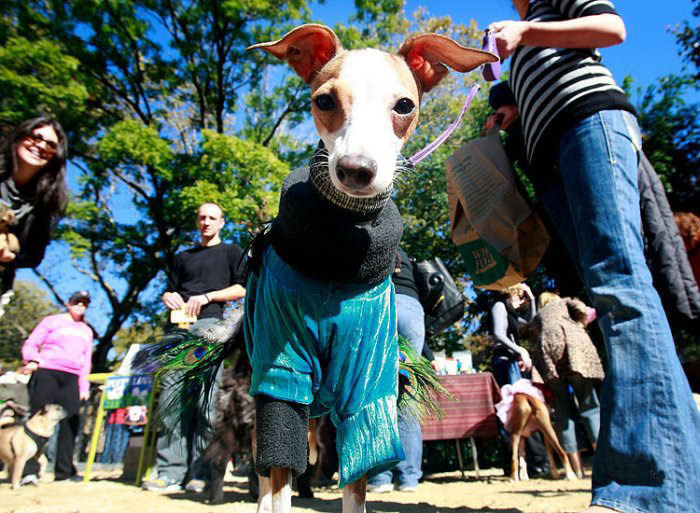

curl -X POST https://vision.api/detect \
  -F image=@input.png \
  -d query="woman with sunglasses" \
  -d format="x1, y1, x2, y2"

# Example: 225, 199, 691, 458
0, 116, 68, 300
20, 290, 94, 483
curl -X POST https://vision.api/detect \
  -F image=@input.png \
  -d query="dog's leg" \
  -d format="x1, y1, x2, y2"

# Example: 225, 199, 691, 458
208, 456, 226, 504
342, 474, 366, 513
10, 457, 28, 490
569, 450, 584, 479
517, 439, 529, 481
37, 454, 48, 482
270, 467, 292, 513
543, 435, 560, 479
308, 417, 318, 466
509, 395, 531, 481
257, 475, 272, 513
529, 399, 577, 480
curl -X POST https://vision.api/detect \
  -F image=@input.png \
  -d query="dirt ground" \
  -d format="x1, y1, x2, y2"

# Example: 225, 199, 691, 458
2, 466, 592, 513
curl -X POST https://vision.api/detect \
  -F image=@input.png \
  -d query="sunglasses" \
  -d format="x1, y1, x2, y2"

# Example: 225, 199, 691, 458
24, 132, 59, 156
70, 300, 90, 307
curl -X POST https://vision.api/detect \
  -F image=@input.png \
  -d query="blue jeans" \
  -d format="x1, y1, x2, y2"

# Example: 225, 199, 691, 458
548, 376, 600, 454
100, 422, 130, 464
542, 110, 700, 513
368, 294, 425, 488
491, 354, 521, 388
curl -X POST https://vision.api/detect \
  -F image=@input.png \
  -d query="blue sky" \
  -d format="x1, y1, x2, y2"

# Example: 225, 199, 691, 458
16, 0, 697, 337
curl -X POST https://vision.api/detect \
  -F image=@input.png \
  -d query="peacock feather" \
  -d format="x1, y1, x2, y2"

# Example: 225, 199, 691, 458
398, 335, 453, 422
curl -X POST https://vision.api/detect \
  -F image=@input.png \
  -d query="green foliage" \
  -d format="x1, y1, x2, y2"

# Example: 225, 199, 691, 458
670, 0, 700, 70
0, 281, 60, 365
0, 36, 89, 129
630, 74, 699, 212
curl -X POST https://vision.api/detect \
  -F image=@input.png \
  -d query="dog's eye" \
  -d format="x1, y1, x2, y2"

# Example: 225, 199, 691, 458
393, 98, 415, 115
314, 94, 336, 111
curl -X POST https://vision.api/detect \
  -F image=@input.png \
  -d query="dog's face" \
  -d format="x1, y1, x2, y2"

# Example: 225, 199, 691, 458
249, 25, 497, 199
31, 404, 67, 431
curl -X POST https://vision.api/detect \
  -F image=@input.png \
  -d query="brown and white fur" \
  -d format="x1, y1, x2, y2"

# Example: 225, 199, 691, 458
0, 404, 66, 489
508, 393, 577, 482
248, 24, 497, 513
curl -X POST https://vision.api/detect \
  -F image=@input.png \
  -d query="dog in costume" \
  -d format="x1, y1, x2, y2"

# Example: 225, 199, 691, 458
244, 24, 495, 512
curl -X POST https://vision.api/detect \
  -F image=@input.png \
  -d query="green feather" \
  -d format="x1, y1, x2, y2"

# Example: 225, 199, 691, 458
398, 336, 453, 422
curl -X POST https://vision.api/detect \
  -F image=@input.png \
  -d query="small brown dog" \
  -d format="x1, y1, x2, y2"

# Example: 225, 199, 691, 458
508, 393, 577, 481
0, 404, 66, 489
0, 202, 20, 270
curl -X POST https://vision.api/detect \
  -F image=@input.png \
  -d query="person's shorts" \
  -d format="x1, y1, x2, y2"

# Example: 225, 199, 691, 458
244, 245, 404, 486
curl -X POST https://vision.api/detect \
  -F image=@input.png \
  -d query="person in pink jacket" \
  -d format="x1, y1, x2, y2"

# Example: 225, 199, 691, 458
20, 289, 94, 483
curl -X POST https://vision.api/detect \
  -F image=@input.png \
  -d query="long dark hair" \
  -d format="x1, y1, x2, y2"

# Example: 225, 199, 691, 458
0, 116, 69, 221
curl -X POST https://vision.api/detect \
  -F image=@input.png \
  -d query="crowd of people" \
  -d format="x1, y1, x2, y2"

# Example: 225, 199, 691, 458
1, 1, 699, 513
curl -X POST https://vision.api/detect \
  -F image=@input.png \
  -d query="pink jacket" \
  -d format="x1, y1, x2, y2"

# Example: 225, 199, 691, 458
22, 313, 94, 396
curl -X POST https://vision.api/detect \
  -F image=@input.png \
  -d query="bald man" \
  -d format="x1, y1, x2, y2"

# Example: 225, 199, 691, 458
143, 202, 246, 493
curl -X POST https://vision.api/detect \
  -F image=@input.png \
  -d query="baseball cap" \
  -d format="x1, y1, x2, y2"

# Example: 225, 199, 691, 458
68, 290, 91, 305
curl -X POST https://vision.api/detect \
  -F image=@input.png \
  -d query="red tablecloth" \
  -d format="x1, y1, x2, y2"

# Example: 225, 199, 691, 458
422, 373, 502, 441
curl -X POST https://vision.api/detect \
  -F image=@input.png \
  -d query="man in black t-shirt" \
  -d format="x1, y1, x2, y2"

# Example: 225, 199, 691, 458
143, 202, 246, 493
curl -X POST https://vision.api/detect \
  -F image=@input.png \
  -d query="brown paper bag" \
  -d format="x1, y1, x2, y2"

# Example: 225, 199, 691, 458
445, 127, 549, 290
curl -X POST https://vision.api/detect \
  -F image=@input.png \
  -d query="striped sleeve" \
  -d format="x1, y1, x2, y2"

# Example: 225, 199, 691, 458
552, 0, 618, 18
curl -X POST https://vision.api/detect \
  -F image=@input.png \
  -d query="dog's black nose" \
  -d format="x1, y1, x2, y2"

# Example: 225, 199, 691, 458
336, 155, 377, 190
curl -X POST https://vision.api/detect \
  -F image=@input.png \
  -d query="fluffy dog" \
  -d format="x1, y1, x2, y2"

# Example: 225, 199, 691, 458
0, 404, 66, 489
204, 364, 255, 504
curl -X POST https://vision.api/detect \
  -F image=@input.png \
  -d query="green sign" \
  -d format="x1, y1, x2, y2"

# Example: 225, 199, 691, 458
103, 374, 154, 409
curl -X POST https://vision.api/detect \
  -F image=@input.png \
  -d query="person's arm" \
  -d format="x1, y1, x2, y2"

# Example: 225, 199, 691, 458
78, 328, 94, 401
490, 13, 625, 60
185, 284, 247, 316
491, 302, 532, 371
519, 283, 537, 324
162, 253, 186, 310
491, 302, 522, 355
565, 297, 590, 325
21, 316, 52, 366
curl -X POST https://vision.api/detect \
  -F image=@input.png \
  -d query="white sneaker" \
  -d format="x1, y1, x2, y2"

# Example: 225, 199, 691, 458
367, 483, 394, 493
398, 484, 418, 492
21, 474, 39, 486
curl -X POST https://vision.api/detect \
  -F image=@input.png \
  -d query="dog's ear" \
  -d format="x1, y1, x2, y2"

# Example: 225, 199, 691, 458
399, 34, 498, 93
247, 24, 342, 84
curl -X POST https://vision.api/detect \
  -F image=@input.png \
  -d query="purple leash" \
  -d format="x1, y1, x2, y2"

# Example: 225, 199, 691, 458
408, 31, 501, 166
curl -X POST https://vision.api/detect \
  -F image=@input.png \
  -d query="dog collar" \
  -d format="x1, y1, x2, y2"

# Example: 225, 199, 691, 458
309, 142, 412, 214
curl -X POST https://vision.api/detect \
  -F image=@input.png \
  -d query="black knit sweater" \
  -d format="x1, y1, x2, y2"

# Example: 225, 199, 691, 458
269, 152, 405, 285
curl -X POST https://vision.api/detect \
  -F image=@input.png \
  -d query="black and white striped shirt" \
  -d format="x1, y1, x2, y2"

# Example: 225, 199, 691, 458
509, 0, 635, 168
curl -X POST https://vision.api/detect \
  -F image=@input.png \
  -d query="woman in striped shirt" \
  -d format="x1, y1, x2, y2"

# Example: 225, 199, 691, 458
489, 2, 700, 513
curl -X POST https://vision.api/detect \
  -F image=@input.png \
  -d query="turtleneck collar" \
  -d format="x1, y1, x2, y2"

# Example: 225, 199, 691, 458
308, 141, 412, 214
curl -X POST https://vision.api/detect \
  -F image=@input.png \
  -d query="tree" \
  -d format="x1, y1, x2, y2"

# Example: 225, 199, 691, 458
0, 281, 59, 365
0, 1, 407, 369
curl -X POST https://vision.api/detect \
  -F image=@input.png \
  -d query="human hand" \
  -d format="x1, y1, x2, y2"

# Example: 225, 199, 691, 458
0, 248, 16, 263
80, 391, 91, 401
520, 283, 534, 299
519, 349, 532, 372
488, 20, 529, 59
19, 361, 39, 374
483, 112, 506, 134
162, 291, 185, 310
185, 294, 210, 317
